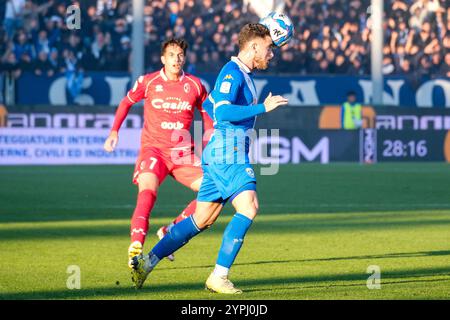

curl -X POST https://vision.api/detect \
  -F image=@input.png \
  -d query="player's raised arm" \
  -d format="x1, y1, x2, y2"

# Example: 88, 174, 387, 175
104, 76, 146, 152
214, 94, 287, 122
213, 85, 288, 122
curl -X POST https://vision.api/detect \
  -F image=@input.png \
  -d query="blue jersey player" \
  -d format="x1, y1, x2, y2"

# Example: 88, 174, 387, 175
130, 23, 288, 293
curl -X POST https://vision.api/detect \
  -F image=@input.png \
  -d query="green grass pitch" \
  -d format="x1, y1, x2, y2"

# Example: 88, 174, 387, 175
0, 163, 449, 300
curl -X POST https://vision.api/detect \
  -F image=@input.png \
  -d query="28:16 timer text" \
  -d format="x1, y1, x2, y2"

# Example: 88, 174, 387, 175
382, 139, 428, 158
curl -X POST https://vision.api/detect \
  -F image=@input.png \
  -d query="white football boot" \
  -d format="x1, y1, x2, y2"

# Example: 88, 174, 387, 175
205, 272, 243, 294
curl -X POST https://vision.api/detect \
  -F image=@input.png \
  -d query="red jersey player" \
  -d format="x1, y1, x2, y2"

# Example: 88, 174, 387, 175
103, 38, 213, 268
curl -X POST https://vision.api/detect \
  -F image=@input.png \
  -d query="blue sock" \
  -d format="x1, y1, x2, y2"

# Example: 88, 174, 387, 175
151, 215, 202, 259
216, 213, 253, 269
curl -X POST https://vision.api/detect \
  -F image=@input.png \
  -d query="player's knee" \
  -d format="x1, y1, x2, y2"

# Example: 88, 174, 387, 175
194, 215, 214, 229
138, 183, 158, 193
193, 210, 219, 229
233, 196, 259, 219
137, 173, 159, 192
189, 177, 202, 192
238, 205, 258, 220
253, 198, 259, 212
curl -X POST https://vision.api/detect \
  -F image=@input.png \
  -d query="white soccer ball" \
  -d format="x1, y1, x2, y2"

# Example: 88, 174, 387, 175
259, 12, 294, 47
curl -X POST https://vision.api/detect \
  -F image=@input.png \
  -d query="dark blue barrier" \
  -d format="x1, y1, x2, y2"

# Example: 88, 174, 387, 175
16, 72, 450, 108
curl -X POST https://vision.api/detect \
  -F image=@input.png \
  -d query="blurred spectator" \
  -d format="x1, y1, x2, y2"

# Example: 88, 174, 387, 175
13, 30, 34, 62
3, 0, 26, 39
33, 50, 54, 77
48, 47, 65, 73
438, 52, 450, 77
63, 49, 84, 103
35, 30, 50, 55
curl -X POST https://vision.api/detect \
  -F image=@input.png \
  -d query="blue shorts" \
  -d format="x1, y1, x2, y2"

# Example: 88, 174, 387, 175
197, 163, 257, 204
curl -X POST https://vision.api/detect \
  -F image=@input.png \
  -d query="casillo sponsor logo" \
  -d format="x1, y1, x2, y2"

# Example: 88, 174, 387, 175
161, 121, 184, 130
151, 98, 192, 112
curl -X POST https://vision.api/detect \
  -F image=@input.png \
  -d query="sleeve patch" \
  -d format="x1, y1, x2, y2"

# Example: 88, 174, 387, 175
219, 82, 232, 94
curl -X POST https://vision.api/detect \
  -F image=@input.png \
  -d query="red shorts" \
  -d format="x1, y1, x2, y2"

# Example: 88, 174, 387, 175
133, 146, 203, 188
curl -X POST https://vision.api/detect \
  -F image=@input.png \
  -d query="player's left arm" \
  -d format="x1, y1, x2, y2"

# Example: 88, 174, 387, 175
211, 70, 263, 122
104, 76, 146, 152
214, 92, 287, 122
213, 70, 287, 121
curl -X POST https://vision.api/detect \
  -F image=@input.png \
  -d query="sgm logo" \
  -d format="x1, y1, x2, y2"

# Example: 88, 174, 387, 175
250, 136, 330, 164
161, 121, 184, 130
151, 99, 192, 112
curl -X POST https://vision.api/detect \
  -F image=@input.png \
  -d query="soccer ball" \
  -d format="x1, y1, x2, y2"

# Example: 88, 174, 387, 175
259, 12, 294, 47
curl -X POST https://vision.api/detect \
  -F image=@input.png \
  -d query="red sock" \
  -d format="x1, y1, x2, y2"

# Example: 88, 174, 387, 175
171, 199, 197, 225
130, 190, 157, 245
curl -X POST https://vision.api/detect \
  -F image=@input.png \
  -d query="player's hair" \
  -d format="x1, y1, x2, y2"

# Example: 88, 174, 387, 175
238, 23, 271, 50
161, 38, 188, 55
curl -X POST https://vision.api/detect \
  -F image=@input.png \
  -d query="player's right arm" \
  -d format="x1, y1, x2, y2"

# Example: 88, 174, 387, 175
104, 76, 146, 152
212, 70, 287, 122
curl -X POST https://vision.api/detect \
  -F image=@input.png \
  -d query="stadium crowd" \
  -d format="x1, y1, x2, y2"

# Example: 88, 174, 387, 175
0, 0, 449, 81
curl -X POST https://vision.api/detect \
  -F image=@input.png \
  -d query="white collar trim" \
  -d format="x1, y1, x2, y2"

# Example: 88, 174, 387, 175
160, 68, 185, 82
231, 56, 251, 74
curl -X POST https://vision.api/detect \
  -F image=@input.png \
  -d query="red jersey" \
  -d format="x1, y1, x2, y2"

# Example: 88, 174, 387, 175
112, 68, 212, 152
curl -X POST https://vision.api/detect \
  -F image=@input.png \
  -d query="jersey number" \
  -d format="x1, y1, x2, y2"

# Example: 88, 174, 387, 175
149, 157, 158, 170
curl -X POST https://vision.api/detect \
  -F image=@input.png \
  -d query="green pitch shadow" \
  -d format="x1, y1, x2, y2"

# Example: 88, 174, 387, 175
1, 212, 450, 241
162, 250, 450, 271
2, 265, 450, 300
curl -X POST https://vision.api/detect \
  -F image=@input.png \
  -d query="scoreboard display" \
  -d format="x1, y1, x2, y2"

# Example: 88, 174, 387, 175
376, 130, 450, 162
359, 128, 450, 163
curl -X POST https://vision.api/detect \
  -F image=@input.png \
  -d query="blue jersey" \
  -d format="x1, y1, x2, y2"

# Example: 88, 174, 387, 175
202, 57, 266, 164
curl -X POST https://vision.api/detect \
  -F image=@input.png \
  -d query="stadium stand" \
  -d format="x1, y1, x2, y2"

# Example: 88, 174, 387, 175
0, 0, 449, 78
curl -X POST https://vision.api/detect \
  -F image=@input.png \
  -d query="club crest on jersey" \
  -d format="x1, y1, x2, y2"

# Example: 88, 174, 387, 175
184, 83, 190, 93
245, 168, 255, 178
155, 84, 164, 92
